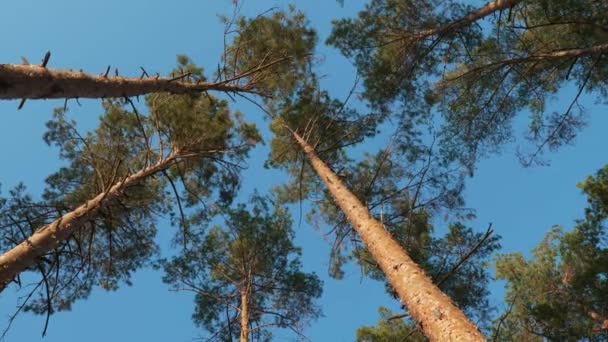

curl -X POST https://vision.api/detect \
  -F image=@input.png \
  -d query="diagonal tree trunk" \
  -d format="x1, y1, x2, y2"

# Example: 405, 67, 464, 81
290, 130, 485, 341
411, 0, 520, 40
444, 42, 608, 82
0, 57, 285, 100
0, 152, 181, 292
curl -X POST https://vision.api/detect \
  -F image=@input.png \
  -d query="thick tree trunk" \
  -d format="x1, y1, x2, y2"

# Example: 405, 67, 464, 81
413, 0, 520, 40
0, 153, 180, 291
0, 64, 256, 100
239, 284, 250, 342
291, 131, 485, 341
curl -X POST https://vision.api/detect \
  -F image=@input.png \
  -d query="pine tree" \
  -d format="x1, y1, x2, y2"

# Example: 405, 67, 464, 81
493, 165, 608, 340
328, 0, 608, 168
288, 130, 486, 340
161, 194, 322, 342
0, 58, 260, 326
231, 7, 489, 340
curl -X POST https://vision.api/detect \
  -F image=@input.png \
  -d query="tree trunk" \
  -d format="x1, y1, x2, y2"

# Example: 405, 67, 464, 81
517, 42, 608, 61
412, 0, 520, 40
239, 284, 250, 342
0, 152, 180, 291
444, 42, 608, 82
291, 130, 485, 341
0, 64, 256, 100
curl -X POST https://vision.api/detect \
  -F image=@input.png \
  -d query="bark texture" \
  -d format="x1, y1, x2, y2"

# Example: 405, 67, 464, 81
291, 131, 485, 341
240, 284, 250, 342
0, 153, 179, 291
413, 0, 520, 40
0, 64, 256, 100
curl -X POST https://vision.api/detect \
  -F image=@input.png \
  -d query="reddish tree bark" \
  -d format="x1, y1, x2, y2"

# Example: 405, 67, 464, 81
291, 130, 485, 341
0, 62, 271, 100
0, 152, 181, 291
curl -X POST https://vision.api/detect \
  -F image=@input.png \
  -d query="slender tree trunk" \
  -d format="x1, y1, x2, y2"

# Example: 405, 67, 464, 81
239, 284, 250, 342
0, 64, 256, 100
444, 42, 608, 82
0, 152, 180, 291
519, 42, 608, 61
412, 0, 520, 40
291, 130, 485, 341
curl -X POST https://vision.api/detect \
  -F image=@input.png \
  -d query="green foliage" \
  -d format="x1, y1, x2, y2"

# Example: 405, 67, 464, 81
328, 0, 477, 109
222, 6, 317, 99
269, 78, 380, 203
305, 147, 499, 325
266, 77, 496, 323
147, 62, 261, 207
228, 6, 502, 338
1, 103, 167, 314
579, 164, 608, 220
221, 7, 374, 205
161, 193, 322, 341
493, 164, 608, 340
329, 0, 608, 168
354, 220, 500, 325
439, 0, 608, 166
307, 145, 472, 263
227, 7, 385, 204
353, 222, 500, 340
356, 307, 424, 342
0, 56, 259, 318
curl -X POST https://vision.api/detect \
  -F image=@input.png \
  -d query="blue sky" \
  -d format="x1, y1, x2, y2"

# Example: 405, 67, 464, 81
0, 1, 607, 341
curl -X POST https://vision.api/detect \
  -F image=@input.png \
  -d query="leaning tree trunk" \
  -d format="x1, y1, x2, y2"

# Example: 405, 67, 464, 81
291, 131, 485, 341
0, 64, 258, 100
0, 152, 180, 291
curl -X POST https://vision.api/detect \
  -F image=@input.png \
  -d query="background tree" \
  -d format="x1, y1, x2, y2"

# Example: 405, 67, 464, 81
493, 164, 608, 340
0, 57, 260, 335
328, 0, 608, 169
356, 307, 423, 342
161, 193, 322, 342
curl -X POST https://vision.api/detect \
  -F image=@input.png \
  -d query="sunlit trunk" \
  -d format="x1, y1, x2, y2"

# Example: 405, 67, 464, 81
0, 153, 180, 291
291, 130, 485, 341
0, 64, 254, 100
239, 284, 250, 342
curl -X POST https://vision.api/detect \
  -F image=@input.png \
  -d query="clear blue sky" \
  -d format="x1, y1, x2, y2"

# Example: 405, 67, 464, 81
0, 1, 607, 341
